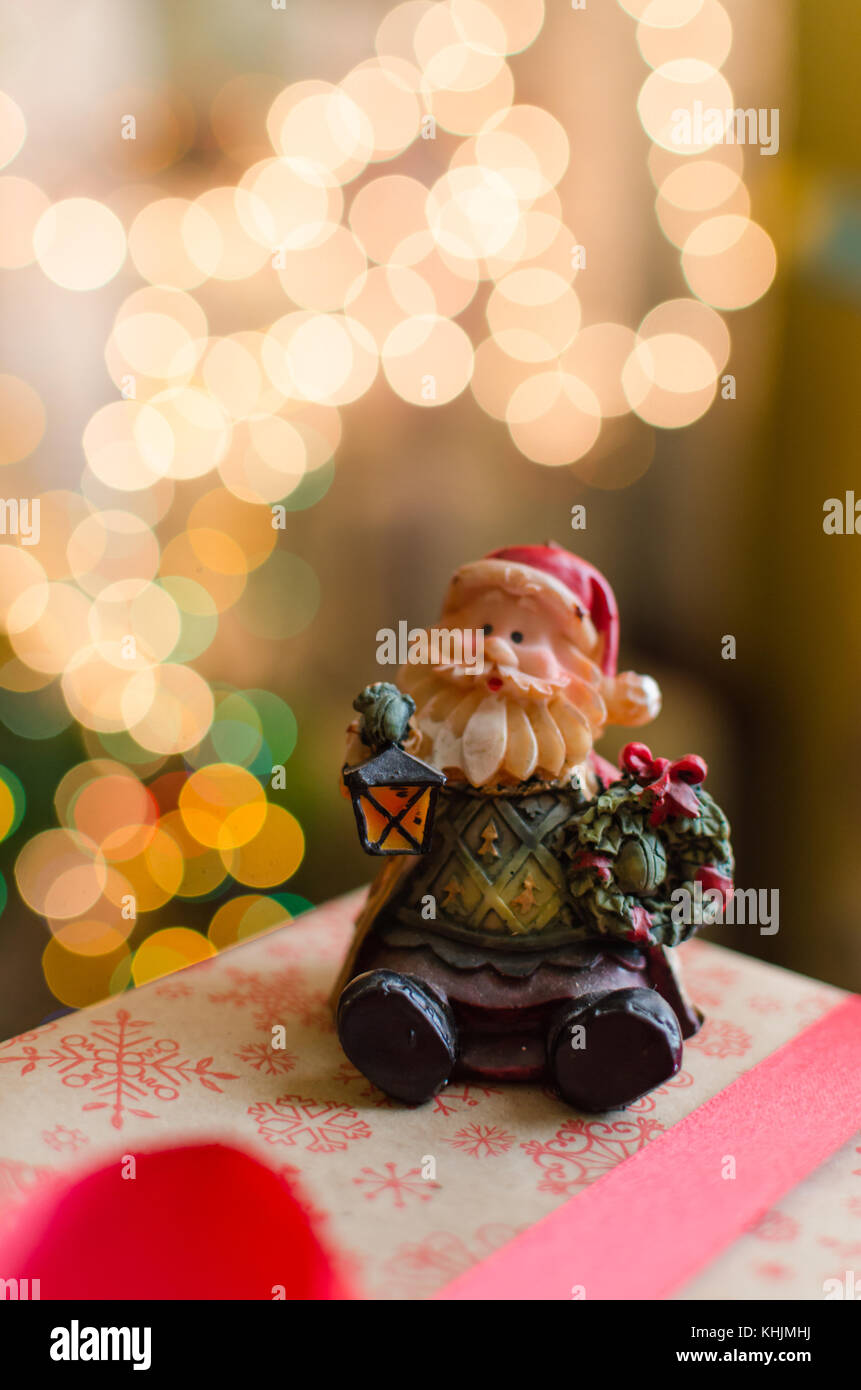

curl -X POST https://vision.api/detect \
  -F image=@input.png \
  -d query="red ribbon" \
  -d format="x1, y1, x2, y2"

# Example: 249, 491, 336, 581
621, 742, 707, 826
438, 995, 861, 1301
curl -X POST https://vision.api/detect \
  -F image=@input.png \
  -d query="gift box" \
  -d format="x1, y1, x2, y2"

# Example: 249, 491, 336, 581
1, 889, 859, 1301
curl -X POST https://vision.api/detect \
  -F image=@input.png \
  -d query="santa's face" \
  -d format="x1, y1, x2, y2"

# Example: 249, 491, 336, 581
398, 584, 610, 788
446, 587, 601, 700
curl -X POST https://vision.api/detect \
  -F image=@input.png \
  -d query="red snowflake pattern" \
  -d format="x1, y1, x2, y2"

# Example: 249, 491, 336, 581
817, 1235, 861, 1258
679, 954, 738, 1010
154, 979, 193, 999
747, 995, 782, 1014
248, 1094, 373, 1153
846, 1197, 861, 1218
375, 1224, 522, 1297
430, 1081, 502, 1116
334, 1061, 397, 1108
265, 926, 347, 965
753, 1261, 795, 1282
750, 1210, 800, 1243
353, 1162, 439, 1207
42, 1125, 90, 1153
686, 1017, 752, 1058
626, 1068, 695, 1114
443, 1124, 515, 1158
235, 1041, 297, 1076
0, 1009, 238, 1130
522, 1115, 665, 1195
209, 965, 330, 1033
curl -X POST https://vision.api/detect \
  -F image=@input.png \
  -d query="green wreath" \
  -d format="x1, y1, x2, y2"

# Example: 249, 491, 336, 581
561, 769, 733, 948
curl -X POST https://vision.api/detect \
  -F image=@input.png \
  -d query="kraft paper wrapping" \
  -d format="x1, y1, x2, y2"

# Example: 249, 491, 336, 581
0, 889, 856, 1300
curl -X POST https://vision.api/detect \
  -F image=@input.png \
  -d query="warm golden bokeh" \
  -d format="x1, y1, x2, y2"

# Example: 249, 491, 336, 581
0, 0, 795, 1021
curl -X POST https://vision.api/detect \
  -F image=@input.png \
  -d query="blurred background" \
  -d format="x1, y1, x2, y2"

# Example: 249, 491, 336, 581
0, 0, 858, 1041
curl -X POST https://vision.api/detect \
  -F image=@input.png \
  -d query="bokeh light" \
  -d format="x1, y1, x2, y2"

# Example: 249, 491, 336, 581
34, 198, 127, 291
0, 0, 775, 1013
0, 374, 45, 465
131, 926, 216, 985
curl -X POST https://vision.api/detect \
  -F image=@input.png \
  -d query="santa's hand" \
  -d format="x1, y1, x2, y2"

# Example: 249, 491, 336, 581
353, 682, 416, 751
603, 670, 662, 727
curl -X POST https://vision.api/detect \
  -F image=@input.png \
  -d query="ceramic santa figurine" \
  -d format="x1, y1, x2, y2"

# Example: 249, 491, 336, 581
334, 544, 733, 1111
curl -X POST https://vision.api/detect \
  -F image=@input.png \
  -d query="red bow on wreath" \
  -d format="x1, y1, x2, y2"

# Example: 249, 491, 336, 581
620, 742, 707, 827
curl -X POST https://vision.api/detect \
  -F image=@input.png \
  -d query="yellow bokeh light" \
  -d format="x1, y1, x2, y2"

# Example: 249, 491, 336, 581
220, 804, 305, 887
262, 311, 378, 405
189, 186, 272, 280
470, 335, 537, 420
638, 0, 732, 71
34, 198, 127, 291
147, 387, 231, 481
239, 154, 343, 251
275, 222, 368, 311
43, 936, 130, 1008
486, 268, 581, 362
382, 314, 474, 405
682, 214, 777, 309
122, 663, 215, 756
349, 173, 428, 263
17, 828, 107, 920
0, 374, 45, 465
201, 336, 263, 420
506, 370, 602, 466
344, 264, 436, 347
8, 581, 92, 676
179, 763, 268, 852
88, 577, 182, 669
67, 509, 160, 598
83, 400, 174, 493
427, 165, 520, 261
131, 927, 216, 986
208, 892, 290, 949
341, 58, 422, 161
217, 414, 308, 506
637, 59, 734, 155
118, 825, 185, 912
561, 323, 639, 418
622, 332, 718, 427
128, 197, 221, 289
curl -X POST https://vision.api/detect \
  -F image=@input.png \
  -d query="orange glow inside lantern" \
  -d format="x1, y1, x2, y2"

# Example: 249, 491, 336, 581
344, 744, 446, 856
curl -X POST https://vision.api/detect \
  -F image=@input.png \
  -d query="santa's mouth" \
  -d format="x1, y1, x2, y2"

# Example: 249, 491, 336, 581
487, 676, 503, 692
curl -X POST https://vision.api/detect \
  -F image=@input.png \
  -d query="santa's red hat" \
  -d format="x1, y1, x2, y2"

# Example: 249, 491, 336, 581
443, 543, 619, 675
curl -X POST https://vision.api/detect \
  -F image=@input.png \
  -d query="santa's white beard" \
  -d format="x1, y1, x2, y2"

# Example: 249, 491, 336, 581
400, 665, 604, 789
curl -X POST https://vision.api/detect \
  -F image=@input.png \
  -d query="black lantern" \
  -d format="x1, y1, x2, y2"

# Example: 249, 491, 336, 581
344, 744, 446, 856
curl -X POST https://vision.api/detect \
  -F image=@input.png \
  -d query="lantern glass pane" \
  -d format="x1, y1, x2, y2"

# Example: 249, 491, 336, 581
356, 785, 434, 853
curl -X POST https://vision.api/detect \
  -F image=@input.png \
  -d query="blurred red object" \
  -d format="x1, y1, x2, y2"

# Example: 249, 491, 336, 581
0, 1142, 350, 1299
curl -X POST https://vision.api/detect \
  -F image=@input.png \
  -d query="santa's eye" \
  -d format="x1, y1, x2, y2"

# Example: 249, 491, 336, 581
482, 624, 493, 635
510, 631, 523, 643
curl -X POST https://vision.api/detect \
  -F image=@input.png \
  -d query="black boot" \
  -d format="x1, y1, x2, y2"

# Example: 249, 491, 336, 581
547, 987, 683, 1112
337, 969, 457, 1105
